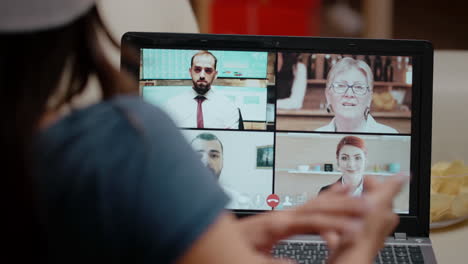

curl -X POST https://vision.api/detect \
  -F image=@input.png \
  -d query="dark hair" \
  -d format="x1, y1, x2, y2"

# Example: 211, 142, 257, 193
190, 50, 218, 69
276, 52, 301, 99
0, 6, 136, 259
191, 132, 223, 152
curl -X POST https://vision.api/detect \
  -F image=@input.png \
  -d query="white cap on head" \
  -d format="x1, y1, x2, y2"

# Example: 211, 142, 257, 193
0, 0, 96, 32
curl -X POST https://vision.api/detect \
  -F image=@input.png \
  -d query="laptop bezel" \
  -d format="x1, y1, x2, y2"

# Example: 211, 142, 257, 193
121, 32, 433, 237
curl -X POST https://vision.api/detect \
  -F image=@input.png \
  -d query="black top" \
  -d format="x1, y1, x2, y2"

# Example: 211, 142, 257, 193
318, 177, 342, 194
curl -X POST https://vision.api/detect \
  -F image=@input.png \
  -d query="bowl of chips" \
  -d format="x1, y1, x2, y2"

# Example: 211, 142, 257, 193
430, 160, 468, 229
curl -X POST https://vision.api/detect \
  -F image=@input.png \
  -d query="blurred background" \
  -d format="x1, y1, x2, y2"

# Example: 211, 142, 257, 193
95, 0, 467, 163
189, 0, 468, 49
93, 0, 468, 256
185, 0, 468, 163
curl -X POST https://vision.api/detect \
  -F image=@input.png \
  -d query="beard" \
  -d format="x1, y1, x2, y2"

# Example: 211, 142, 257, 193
207, 166, 221, 180
192, 80, 211, 95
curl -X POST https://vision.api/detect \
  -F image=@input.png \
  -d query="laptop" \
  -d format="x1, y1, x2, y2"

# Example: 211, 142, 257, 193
121, 32, 436, 263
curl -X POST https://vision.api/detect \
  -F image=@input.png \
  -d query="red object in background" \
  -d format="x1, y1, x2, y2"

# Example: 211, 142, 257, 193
210, 0, 321, 36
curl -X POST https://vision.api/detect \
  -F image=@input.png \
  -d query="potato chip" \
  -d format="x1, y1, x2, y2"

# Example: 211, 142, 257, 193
430, 160, 468, 223
431, 161, 452, 176
451, 193, 468, 218
430, 193, 455, 222
431, 176, 447, 193
431, 207, 458, 222
436, 176, 463, 195
462, 175, 468, 187
461, 185, 468, 194
444, 160, 468, 176
431, 193, 454, 211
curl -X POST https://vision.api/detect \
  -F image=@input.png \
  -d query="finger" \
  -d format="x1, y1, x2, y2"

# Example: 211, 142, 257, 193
383, 212, 400, 235
272, 213, 362, 240
257, 209, 364, 251
259, 254, 297, 264
321, 231, 340, 251
267, 258, 296, 264
364, 175, 406, 200
299, 196, 369, 217
382, 173, 408, 198
363, 176, 380, 192
325, 182, 350, 194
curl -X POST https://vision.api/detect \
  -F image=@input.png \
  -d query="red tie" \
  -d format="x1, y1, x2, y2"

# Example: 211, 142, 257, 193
195, 96, 206, 128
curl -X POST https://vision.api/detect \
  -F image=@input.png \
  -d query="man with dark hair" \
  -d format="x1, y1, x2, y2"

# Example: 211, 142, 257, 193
165, 51, 240, 129
190, 132, 224, 180
191, 132, 252, 209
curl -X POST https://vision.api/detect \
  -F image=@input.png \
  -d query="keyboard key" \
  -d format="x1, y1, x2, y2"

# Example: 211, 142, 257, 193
273, 242, 425, 264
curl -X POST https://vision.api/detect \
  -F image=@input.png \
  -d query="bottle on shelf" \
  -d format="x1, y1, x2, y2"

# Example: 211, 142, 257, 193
337, 54, 343, 64
307, 54, 316, 79
331, 55, 338, 68
323, 54, 331, 79
395, 56, 403, 83
383, 56, 394, 82
405, 57, 413, 85
314, 54, 324, 81
374, 164, 381, 172
364, 55, 372, 69
373, 55, 383, 81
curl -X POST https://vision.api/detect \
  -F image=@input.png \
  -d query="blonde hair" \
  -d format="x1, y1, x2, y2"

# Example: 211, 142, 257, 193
326, 57, 373, 91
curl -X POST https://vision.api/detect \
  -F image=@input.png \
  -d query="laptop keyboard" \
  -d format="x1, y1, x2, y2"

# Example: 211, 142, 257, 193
271, 242, 425, 264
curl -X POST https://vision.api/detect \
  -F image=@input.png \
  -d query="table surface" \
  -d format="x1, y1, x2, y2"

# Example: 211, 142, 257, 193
430, 218, 468, 263
429, 50, 468, 264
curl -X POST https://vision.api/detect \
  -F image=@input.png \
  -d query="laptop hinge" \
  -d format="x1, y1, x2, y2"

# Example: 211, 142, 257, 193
394, 232, 407, 240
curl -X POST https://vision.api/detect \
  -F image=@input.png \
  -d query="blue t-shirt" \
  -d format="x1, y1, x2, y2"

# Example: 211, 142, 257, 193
35, 96, 229, 263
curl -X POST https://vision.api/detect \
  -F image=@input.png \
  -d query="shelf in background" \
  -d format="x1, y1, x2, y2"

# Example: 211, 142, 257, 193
307, 79, 412, 88
374, 81, 412, 88
276, 109, 411, 118
276, 168, 396, 176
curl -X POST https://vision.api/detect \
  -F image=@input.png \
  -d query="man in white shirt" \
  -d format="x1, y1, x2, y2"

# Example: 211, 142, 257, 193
190, 132, 253, 209
165, 51, 240, 129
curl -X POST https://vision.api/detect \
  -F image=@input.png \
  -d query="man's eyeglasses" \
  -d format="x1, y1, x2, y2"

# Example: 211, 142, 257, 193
330, 82, 370, 95
193, 66, 214, 74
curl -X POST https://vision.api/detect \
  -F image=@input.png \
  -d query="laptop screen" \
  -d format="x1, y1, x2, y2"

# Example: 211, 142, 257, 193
138, 48, 412, 214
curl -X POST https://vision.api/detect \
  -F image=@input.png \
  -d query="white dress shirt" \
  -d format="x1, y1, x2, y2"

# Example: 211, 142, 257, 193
164, 88, 240, 129
315, 115, 398, 133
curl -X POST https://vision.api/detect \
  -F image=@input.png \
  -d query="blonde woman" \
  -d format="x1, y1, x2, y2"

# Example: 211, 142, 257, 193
316, 57, 398, 133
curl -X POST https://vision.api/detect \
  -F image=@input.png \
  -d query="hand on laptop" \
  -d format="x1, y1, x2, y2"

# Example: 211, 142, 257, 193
236, 183, 369, 254
326, 175, 406, 264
